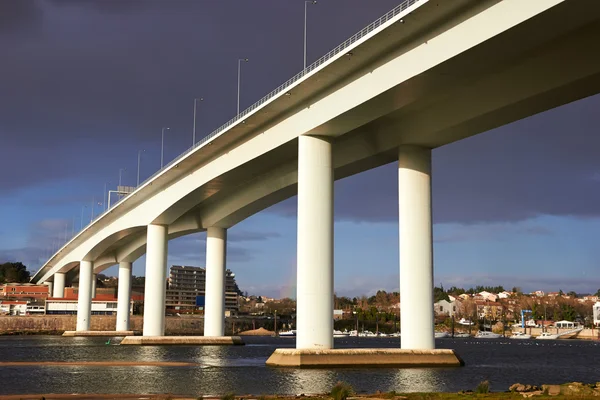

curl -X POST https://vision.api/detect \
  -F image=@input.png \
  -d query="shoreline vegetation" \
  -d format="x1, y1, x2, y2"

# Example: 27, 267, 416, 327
2, 382, 600, 400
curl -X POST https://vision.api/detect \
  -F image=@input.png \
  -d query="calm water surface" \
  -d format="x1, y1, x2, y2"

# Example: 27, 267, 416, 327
1, 336, 599, 396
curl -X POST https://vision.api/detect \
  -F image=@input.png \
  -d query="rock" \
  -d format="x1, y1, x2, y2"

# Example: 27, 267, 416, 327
521, 390, 543, 398
510, 384, 526, 392
542, 385, 561, 396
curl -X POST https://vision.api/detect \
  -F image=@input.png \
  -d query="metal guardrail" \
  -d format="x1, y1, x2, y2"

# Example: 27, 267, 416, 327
39, 0, 421, 274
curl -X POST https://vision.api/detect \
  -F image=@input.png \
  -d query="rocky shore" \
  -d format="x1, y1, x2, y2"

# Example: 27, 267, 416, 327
2, 382, 600, 400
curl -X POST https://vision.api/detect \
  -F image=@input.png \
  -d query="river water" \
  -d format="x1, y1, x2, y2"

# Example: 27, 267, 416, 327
1, 336, 599, 396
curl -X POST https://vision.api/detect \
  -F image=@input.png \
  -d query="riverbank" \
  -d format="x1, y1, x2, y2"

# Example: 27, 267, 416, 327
1, 385, 599, 400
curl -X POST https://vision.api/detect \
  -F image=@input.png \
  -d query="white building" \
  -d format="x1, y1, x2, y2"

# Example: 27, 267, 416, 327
46, 299, 132, 315
593, 302, 600, 327
434, 299, 456, 317
478, 291, 498, 302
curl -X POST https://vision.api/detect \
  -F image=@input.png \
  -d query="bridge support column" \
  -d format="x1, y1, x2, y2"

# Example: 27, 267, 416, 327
204, 227, 227, 337
76, 261, 94, 331
143, 224, 168, 336
398, 145, 434, 350
53, 272, 65, 298
296, 135, 334, 350
116, 261, 132, 332
91, 274, 97, 299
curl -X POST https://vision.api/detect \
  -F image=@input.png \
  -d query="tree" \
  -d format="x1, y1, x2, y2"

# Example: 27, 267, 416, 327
567, 291, 578, 298
0, 262, 30, 283
595, 289, 600, 297
434, 286, 450, 302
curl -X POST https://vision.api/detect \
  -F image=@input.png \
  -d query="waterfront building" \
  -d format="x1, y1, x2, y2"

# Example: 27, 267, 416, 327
434, 299, 456, 317
0, 283, 49, 300
594, 302, 600, 327
45, 298, 133, 315
166, 265, 239, 314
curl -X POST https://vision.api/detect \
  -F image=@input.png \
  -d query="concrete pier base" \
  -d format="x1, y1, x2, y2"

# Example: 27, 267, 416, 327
119, 336, 244, 345
266, 348, 464, 368
63, 330, 135, 337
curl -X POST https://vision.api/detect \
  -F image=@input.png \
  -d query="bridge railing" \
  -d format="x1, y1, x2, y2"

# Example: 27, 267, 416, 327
40, 0, 421, 274
136, 0, 419, 191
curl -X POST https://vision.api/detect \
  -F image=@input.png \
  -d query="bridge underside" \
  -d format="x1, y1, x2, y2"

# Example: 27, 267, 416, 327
33, 0, 600, 357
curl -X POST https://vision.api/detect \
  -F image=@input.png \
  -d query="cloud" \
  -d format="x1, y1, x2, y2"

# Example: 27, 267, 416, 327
437, 274, 600, 295
166, 229, 281, 266
434, 222, 553, 244
0, 218, 71, 271
228, 231, 281, 242
270, 94, 600, 225
0, 1, 43, 35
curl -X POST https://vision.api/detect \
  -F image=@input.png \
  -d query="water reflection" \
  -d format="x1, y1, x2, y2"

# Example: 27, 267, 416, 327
136, 345, 169, 362
391, 369, 445, 393
3, 337, 600, 396
275, 369, 338, 395
194, 345, 228, 367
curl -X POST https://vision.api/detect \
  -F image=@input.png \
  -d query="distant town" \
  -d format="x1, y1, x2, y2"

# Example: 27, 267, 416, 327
1, 261, 600, 331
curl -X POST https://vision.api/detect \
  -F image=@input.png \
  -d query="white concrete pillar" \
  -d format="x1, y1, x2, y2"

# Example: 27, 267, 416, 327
53, 273, 65, 298
76, 261, 94, 331
116, 261, 133, 332
45, 281, 53, 298
398, 145, 435, 350
91, 274, 97, 299
143, 224, 168, 336
204, 227, 227, 337
296, 135, 334, 349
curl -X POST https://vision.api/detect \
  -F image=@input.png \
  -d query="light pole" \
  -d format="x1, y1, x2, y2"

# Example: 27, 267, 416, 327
103, 182, 110, 212
80, 205, 86, 230
237, 58, 249, 115
161, 127, 170, 168
304, 1, 317, 69
118, 168, 126, 188
137, 149, 145, 186
193, 98, 203, 146
90, 196, 95, 222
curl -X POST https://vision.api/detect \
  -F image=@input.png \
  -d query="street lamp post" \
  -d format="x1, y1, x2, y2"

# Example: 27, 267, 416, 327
80, 205, 86, 230
237, 58, 249, 115
137, 150, 145, 186
90, 196, 95, 222
193, 98, 203, 146
103, 182, 110, 212
119, 168, 126, 187
304, 1, 317, 69
161, 127, 170, 168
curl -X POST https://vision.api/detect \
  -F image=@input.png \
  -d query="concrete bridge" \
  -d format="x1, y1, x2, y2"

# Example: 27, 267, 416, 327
31, 0, 600, 361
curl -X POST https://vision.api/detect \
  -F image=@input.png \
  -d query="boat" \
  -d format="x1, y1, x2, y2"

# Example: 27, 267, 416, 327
475, 331, 502, 339
434, 332, 450, 338
348, 330, 358, 337
509, 332, 532, 339
278, 330, 296, 337
458, 318, 474, 326
453, 333, 471, 338
536, 332, 559, 340
333, 330, 350, 338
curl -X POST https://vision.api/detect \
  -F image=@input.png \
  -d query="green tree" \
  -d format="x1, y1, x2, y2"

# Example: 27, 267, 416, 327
0, 262, 30, 283
567, 291, 578, 298
561, 304, 576, 321
434, 286, 450, 302
595, 289, 600, 297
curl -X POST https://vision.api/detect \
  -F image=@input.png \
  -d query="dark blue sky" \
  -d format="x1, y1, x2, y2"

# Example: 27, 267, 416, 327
1, 0, 599, 297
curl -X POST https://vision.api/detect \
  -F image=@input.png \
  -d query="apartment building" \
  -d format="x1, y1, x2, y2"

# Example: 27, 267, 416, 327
166, 265, 239, 314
